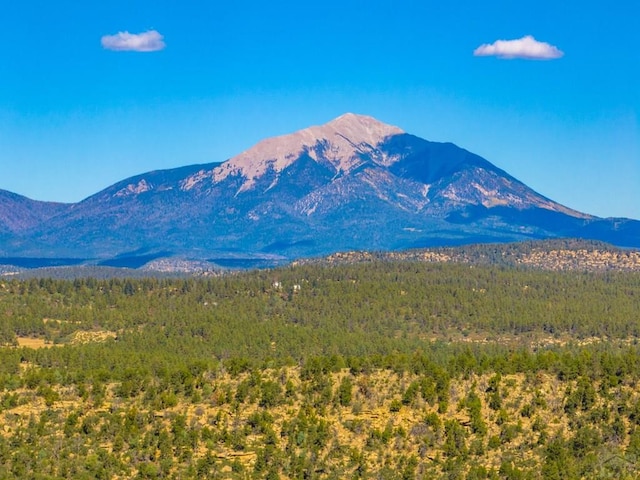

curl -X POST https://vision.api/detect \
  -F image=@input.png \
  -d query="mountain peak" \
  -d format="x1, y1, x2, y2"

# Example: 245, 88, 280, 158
196, 114, 405, 193
323, 113, 404, 140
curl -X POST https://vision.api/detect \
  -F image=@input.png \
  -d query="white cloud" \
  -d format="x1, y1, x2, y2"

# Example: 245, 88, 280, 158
473, 35, 563, 60
101, 30, 165, 52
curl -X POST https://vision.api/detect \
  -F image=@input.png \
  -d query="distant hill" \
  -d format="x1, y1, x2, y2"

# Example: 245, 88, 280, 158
296, 239, 640, 272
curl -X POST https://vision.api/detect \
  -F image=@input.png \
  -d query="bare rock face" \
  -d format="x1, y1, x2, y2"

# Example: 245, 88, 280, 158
1, 113, 639, 265
182, 113, 405, 195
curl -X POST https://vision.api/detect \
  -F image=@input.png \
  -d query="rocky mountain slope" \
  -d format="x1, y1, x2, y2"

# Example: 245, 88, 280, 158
1, 113, 639, 267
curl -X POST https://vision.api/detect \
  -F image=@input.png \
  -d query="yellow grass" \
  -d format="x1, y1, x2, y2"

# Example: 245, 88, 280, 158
16, 337, 52, 349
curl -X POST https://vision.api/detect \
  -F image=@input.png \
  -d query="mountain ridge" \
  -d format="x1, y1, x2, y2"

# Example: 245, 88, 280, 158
1, 113, 638, 266
0, 190, 70, 234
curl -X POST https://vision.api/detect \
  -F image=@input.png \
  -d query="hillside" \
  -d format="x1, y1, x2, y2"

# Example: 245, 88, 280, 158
1, 262, 640, 478
0, 190, 69, 234
297, 239, 640, 272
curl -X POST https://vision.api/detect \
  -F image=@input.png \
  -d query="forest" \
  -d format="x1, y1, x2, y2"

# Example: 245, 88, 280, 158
1, 259, 640, 478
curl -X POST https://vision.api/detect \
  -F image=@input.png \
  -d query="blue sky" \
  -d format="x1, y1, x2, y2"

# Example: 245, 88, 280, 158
1, 0, 638, 219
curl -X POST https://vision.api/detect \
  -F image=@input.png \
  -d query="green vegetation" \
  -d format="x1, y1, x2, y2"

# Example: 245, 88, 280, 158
1, 261, 640, 478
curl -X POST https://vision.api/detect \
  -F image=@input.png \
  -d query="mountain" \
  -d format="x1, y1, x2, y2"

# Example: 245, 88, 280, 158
0, 190, 69, 233
2, 113, 639, 267
0, 190, 70, 257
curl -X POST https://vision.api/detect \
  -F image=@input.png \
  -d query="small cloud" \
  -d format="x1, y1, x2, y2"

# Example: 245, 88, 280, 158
101, 30, 165, 52
474, 35, 563, 60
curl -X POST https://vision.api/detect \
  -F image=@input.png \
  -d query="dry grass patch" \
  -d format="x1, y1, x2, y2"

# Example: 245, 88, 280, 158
15, 337, 53, 349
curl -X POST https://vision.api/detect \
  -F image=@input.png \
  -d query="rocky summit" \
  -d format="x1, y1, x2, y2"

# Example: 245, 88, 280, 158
1, 113, 639, 268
